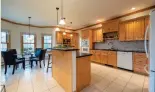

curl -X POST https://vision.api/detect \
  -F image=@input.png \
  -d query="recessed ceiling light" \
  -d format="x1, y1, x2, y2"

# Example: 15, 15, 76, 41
131, 7, 136, 10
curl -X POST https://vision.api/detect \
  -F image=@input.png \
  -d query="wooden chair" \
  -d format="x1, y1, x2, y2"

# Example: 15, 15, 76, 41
1, 51, 25, 74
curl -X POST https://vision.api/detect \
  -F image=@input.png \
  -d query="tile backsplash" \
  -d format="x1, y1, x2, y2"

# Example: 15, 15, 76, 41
94, 40, 148, 52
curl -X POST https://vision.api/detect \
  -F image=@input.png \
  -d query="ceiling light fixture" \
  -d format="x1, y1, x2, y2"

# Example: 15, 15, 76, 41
97, 20, 101, 22
27, 17, 33, 40
70, 22, 73, 37
131, 7, 136, 10
63, 32, 66, 35
55, 7, 60, 31
59, 0, 66, 25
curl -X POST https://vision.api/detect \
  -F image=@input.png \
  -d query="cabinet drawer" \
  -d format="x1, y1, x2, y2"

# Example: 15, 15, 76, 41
134, 67, 146, 74
100, 51, 108, 55
134, 53, 146, 57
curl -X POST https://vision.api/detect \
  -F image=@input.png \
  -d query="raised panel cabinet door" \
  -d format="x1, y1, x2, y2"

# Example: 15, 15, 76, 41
109, 20, 119, 32
96, 29, 103, 42
126, 21, 134, 41
100, 51, 108, 64
133, 53, 148, 75
90, 50, 95, 61
134, 18, 145, 40
93, 30, 97, 42
145, 16, 150, 40
89, 30, 93, 49
119, 23, 126, 41
107, 51, 117, 67
102, 23, 108, 33
56, 32, 63, 44
95, 51, 101, 63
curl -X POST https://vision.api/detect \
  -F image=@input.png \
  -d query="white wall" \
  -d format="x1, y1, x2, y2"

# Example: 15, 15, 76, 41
1, 20, 58, 53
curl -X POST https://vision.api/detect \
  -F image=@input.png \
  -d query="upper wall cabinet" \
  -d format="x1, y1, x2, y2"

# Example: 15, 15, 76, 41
103, 20, 119, 33
145, 16, 150, 40
56, 31, 63, 44
92, 28, 103, 42
119, 16, 149, 41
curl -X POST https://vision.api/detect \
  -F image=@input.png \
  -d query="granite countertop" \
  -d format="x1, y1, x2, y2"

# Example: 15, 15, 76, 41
91, 49, 145, 53
76, 52, 92, 58
52, 48, 79, 51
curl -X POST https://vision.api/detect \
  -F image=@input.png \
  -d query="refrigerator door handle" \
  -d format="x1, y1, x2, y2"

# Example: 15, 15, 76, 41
144, 25, 150, 58
151, 70, 155, 72
144, 25, 150, 74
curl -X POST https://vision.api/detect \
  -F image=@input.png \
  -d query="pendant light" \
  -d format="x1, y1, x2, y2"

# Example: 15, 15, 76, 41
70, 22, 73, 37
55, 7, 60, 31
63, 23, 66, 35
59, 0, 66, 25
27, 17, 32, 40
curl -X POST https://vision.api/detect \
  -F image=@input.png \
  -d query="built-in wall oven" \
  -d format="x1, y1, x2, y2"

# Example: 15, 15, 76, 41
81, 39, 89, 53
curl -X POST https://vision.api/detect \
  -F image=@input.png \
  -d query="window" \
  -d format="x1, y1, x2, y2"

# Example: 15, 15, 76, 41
1, 31, 10, 51
21, 33, 36, 53
42, 35, 52, 49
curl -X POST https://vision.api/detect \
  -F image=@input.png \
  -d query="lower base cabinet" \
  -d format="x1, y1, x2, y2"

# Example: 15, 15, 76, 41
107, 51, 117, 67
90, 50, 117, 67
100, 51, 108, 64
90, 50, 149, 75
133, 53, 149, 75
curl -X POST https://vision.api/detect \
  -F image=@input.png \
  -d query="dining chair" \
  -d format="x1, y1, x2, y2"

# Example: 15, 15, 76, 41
1, 51, 25, 74
30, 49, 47, 68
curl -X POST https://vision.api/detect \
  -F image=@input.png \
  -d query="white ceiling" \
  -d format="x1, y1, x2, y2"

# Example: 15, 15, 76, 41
2, 0, 155, 29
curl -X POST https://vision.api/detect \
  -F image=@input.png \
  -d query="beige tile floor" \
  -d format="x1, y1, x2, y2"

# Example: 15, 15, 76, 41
1, 61, 149, 92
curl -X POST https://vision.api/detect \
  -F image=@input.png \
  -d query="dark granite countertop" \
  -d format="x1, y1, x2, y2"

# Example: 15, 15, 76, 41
52, 48, 79, 51
90, 49, 145, 53
76, 52, 92, 58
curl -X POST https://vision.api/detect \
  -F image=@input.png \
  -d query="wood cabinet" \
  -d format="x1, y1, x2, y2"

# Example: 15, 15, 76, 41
119, 23, 126, 41
56, 31, 79, 48
95, 50, 101, 63
90, 50, 117, 67
81, 30, 89, 39
134, 18, 145, 40
119, 16, 149, 41
90, 50, 95, 61
100, 51, 108, 64
126, 21, 134, 41
103, 20, 119, 33
71, 33, 79, 49
133, 53, 149, 75
92, 28, 103, 42
56, 31, 63, 44
145, 16, 150, 40
93, 30, 97, 42
107, 51, 117, 67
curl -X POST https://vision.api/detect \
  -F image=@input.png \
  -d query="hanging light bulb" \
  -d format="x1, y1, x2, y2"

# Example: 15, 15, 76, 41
63, 32, 66, 35
70, 34, 73, 37
55, 27, 60, 31
59, 18, 66, 25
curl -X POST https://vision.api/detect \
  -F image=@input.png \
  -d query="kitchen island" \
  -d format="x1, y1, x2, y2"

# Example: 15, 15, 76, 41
51, 48, 92, 92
